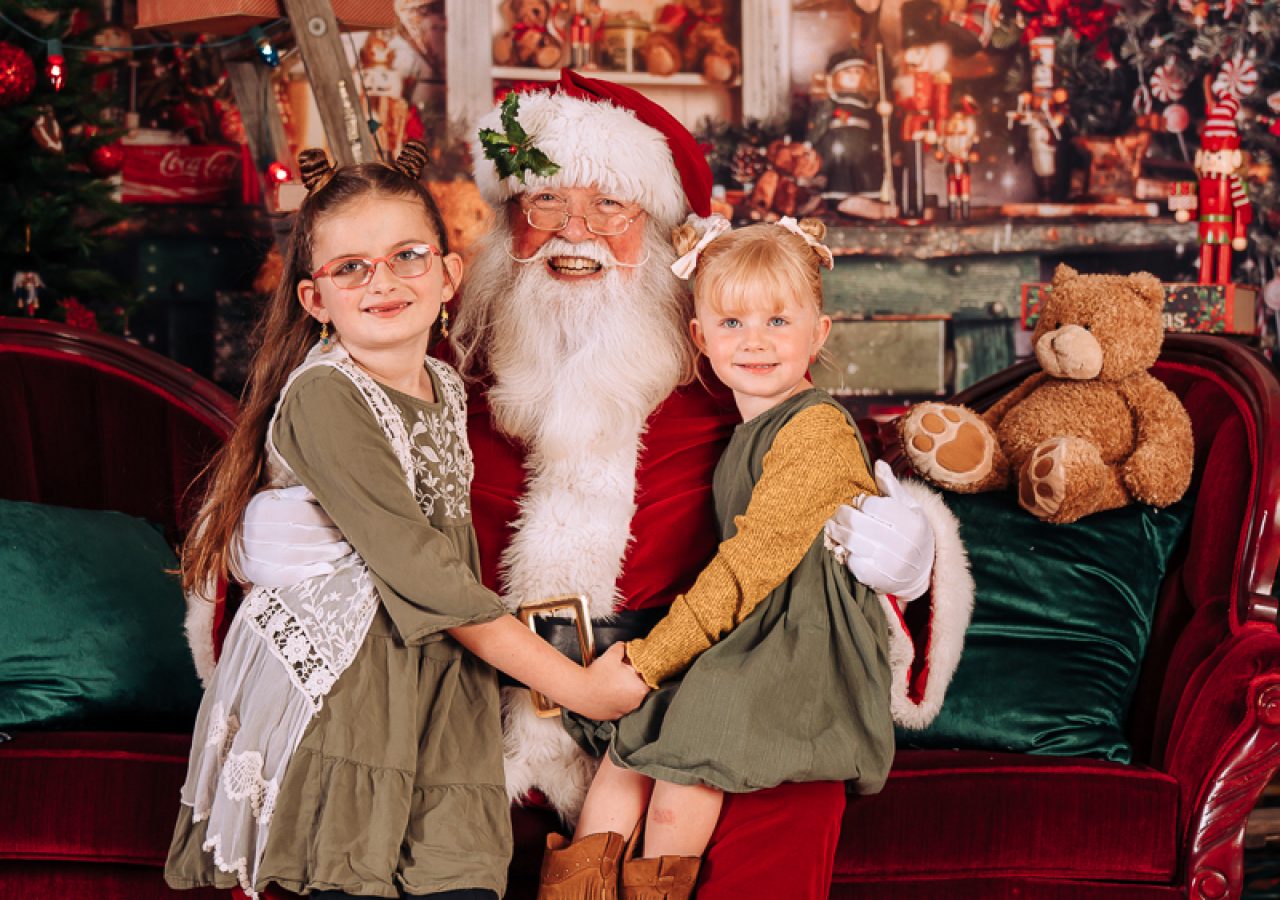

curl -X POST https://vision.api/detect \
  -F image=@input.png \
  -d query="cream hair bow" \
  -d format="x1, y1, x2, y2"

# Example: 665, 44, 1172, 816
775, 216, 835, 270
671, 214, 732, 279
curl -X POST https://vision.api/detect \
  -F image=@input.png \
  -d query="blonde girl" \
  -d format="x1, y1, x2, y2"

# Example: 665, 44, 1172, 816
540, 217, 895, 899
166, 142, 647, 900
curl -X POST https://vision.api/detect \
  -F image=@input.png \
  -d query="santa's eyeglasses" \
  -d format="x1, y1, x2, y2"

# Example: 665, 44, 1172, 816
521, 195, 644, 237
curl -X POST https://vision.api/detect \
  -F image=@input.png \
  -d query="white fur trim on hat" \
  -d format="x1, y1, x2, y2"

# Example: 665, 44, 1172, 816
471, 90, 688, 227
880, 479, 974, 730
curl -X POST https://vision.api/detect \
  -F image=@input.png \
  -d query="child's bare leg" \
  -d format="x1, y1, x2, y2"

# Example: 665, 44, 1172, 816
575, 752, 653, 839
642, 780, 723, 858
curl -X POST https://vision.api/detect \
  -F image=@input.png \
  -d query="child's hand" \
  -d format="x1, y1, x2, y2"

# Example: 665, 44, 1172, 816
578, 643, 650, 720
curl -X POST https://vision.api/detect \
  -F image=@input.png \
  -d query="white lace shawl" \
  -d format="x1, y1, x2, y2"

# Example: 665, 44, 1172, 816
179, 342, 468, 897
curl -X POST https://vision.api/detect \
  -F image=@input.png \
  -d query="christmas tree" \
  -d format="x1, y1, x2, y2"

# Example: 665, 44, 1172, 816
0, 0, 131, 332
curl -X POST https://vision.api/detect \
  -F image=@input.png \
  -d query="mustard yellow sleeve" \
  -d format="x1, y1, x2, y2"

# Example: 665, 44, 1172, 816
627, 403, 877, 688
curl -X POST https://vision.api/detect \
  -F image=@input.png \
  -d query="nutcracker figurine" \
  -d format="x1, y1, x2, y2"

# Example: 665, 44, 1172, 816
807, 47, 883, 198
1174, 95, 1252, 285
1006, 35, 1069, 200
937, 94, 980, 219
892, 0, 952, 220
12, 269, 45, 315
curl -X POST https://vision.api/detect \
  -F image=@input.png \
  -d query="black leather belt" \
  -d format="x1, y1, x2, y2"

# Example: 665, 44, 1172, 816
534, 606, 667, 665
497, 606, 667, 689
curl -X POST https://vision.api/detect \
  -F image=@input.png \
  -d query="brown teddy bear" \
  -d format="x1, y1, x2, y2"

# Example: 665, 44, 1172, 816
683, 0, 740, 84
898, 265, 1193, 524
640, 2, 689, 77
493, 0, 562, 69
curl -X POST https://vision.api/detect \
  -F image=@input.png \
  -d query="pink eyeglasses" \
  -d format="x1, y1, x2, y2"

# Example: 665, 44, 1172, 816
311, 243, 445, 290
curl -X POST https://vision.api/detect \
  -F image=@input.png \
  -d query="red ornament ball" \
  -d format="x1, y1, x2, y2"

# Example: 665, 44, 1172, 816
88, 141, 125, 177
0, 41, 36, 108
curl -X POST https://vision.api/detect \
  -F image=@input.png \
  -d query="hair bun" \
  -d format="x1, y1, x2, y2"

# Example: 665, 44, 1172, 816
796, 217, 827, 243
297, 148, 334, 192
395, 140, 431, 182
671, 223, 700, 258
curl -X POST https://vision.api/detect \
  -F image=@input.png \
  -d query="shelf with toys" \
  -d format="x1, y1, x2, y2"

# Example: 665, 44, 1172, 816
445, 0, 789, 131
491, 65, 723, 88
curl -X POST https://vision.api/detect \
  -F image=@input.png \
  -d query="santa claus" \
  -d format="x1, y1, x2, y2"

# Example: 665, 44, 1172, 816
238, 70, 971, 897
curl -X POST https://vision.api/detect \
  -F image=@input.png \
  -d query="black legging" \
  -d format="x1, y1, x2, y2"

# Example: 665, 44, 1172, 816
311, 890, 498, 900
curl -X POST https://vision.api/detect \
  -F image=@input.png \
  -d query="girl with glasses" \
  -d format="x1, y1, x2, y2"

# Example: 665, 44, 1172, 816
166, 141, 649, 900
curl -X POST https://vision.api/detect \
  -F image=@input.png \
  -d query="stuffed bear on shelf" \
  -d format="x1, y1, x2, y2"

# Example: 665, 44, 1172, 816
493, 0, 563, 69
683, 0, 740, 84
640, 0, 739, 82
898, 265, 1194, 524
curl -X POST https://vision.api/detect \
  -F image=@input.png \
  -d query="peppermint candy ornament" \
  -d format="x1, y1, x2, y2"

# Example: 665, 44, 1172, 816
1151, 60, 1186, 103
1212, 52, 1258, 99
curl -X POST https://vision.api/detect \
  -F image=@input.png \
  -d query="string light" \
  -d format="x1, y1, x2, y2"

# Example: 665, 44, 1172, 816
267, 161, 291, 183
249, 26, 279, 68
45, 38, 63, 91
0, 12, 287, 55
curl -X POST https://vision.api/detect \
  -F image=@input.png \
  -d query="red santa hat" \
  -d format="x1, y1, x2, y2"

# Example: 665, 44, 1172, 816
1202, 94, 1241, 149
470, 69, 712, 227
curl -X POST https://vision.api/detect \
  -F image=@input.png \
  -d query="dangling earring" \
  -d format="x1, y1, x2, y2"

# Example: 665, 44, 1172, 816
320, 321, 331, 350
438, 305, 450, 338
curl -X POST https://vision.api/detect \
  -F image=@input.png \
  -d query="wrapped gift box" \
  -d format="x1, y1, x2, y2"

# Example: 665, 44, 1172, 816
136, 0, 394, 34
121, 145, 243, 205
1021, 282, 1258, 335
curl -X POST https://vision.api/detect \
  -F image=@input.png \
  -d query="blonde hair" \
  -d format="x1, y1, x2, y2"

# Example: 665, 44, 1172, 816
674, 219, 828, 318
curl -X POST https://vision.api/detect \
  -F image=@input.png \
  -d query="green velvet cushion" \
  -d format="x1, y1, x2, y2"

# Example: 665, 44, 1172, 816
0, 498, 203, 730
898, 491, 1194, 763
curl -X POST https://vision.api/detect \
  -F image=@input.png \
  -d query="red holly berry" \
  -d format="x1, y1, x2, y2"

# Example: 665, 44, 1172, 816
508, 145, 518, 154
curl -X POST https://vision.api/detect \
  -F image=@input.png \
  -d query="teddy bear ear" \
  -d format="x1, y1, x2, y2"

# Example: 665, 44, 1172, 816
1130, 272, 1165, 310
1051, 263, 1078, 288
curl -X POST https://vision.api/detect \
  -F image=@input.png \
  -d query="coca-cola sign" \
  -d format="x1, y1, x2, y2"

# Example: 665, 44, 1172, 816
122, 144, 243, 205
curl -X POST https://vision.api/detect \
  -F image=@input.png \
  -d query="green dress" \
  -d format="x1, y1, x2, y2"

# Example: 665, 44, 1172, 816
571, 390, 896, 795
165, 346, 510, 899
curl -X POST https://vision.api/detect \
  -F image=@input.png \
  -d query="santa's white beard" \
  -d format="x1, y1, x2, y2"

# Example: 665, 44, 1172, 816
457, 223, 691, 816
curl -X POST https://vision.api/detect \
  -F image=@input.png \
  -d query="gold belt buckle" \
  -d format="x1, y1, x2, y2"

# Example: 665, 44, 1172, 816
516, 594, 595, 718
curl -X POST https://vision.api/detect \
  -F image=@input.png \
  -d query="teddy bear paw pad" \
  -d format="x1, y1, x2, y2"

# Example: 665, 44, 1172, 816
903, 403, 993, 485
1020, 438, 1068, 518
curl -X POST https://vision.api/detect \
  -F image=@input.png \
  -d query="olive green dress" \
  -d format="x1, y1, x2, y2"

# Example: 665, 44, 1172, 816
165, 349, 510, 898
570, 389, 896, 795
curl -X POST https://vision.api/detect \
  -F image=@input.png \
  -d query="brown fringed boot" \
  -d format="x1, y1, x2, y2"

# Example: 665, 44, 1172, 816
537, 830, 626, 899
619, 826, 701, 900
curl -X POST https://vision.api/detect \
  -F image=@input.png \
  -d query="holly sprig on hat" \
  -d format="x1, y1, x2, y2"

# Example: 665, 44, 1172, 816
478, 93, 560, 183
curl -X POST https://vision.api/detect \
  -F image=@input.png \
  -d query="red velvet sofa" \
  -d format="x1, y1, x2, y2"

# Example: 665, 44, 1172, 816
2, 317, 1278, 900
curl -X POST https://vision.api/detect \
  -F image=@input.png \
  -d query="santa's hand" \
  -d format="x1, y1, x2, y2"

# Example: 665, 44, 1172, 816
825, 460, 934, 601
235, 484, 352, 587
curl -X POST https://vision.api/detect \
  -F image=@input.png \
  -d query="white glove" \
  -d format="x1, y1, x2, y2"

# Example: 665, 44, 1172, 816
825, 460, 934, 602
233, 484, 353, 587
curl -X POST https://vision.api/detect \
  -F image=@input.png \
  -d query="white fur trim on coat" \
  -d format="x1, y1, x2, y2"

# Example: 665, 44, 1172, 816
879, 479, 974, 730
498, 437, 645, 817
471, 89, 687, 228
185, 594, 217, 687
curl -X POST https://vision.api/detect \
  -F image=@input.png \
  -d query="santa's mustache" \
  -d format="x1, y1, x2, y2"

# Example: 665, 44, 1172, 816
507, 237, 650, 269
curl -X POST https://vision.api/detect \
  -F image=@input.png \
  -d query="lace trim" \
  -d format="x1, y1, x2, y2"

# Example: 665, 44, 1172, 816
221, 749, 280, 826
242, 588, 338, 709
205, 700, 240, 759
202, 830, 254, 898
